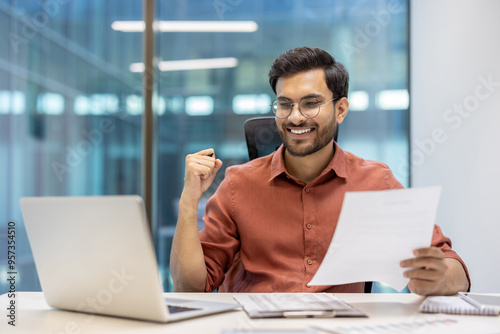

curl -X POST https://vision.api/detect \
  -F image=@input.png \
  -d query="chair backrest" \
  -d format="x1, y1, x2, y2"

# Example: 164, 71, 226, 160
244, 117, 282, 160
244, 116, 340, 160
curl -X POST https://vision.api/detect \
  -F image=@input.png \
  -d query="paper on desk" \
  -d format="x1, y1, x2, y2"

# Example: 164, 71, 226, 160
308, 186, 441, 292
313, 316, 500, 334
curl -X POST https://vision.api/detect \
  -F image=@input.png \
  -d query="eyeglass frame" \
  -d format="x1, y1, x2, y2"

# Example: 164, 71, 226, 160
270, 97, 338, 119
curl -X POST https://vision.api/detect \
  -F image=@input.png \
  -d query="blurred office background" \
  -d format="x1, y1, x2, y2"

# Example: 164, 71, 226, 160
411, 0, 500, 293
1, 0, 411, 294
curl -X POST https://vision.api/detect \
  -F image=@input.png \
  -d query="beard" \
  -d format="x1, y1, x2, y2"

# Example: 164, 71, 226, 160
277, 116, 337, 157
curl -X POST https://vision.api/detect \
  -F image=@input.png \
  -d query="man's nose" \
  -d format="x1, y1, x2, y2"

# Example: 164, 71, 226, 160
288, 103, 307, 122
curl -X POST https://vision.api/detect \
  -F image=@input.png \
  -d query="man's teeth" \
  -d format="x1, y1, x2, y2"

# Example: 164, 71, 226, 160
291, 128, 312, 135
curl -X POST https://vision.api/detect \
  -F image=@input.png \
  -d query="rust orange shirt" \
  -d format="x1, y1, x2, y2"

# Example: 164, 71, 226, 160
199, 143, 470, 292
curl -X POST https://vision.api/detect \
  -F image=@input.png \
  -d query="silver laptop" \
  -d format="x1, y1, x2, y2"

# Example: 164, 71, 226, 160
19, 195, 238, 323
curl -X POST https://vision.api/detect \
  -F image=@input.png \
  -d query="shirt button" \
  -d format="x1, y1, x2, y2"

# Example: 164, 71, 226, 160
307, 259, 313, 265
306, 224, 312, 229
305, 188, 310, 193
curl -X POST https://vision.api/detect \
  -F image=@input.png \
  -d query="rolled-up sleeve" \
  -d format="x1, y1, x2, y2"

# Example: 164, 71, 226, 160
431, 224, 471, 291
199, 169, 240, 292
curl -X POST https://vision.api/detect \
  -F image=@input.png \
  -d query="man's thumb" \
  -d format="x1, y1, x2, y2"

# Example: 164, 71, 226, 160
212, 159, 223, 175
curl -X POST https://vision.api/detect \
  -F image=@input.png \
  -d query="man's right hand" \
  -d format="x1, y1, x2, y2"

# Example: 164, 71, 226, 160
182, 148, 223, 203
171, 149, 222, 292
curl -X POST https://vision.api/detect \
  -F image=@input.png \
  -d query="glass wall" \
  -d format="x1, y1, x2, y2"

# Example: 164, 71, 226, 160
0, 0, 409, 295
154, 0, 409, 291
0, 1, 143, 293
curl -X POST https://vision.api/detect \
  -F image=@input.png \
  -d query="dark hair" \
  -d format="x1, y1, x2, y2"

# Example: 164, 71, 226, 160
268, 47, 349, 98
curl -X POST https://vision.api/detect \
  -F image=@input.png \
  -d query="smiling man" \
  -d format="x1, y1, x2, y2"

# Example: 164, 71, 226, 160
170, 47, 470, 296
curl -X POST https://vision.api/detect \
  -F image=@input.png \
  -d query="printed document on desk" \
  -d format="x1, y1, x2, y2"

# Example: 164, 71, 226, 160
234, 293, 366, 318
308, 186, 441, 291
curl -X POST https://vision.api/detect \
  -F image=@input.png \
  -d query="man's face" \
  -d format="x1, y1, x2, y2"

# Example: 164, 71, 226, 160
275, 68, 337, 157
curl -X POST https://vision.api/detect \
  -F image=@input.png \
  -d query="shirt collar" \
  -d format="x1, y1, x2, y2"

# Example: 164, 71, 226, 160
269, 142, 348, 182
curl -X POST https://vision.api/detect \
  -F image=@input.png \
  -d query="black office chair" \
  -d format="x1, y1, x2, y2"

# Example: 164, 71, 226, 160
244, 117, 282, 160
244, 116, 340, 161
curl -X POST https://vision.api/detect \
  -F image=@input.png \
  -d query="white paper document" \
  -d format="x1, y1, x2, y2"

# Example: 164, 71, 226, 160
308, 186, 442, 291
233, 293, 365, 318
313, 316, 500, 334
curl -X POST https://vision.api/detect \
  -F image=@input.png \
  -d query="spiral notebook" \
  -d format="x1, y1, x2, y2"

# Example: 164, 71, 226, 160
419, 294, 500, 316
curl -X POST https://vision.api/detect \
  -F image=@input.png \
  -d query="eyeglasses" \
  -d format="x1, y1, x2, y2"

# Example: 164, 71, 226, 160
271, 97, 337, 119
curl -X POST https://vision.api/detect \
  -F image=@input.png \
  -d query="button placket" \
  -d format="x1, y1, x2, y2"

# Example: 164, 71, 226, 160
303, 185, 316, 276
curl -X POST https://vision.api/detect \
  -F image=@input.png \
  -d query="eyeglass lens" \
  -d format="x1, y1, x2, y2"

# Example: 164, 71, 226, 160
272, 98, 322, 119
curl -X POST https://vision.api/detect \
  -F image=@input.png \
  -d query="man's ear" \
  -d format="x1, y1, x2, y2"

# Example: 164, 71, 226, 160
336, 97, 349, 124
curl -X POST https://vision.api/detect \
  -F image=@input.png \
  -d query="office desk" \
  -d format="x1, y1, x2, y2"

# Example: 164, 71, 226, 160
2, 292, 499, 333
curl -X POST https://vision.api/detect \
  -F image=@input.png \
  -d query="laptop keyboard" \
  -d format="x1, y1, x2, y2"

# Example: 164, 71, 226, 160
167, 304, 201, 314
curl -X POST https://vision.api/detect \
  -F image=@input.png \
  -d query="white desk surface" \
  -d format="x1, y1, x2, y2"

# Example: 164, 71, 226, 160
2, 292, 500, 333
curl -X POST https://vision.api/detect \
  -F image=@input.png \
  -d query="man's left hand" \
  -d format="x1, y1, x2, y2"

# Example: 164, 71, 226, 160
400, 247, 468, 296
